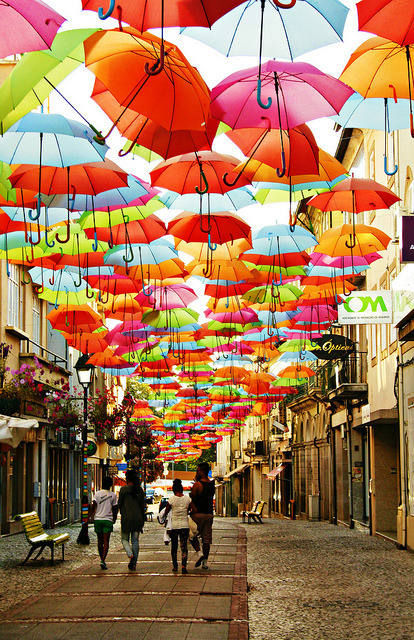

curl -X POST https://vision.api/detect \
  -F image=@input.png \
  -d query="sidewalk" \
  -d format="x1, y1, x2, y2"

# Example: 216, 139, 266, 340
1, 518, 248, 640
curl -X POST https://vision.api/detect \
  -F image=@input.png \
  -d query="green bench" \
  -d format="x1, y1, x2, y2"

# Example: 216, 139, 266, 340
14, 511, 70, 565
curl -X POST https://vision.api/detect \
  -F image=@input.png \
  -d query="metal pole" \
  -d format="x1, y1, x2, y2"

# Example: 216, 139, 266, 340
79, 385, 90, 544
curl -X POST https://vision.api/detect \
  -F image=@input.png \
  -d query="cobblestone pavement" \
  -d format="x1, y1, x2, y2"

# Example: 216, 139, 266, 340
244, 518, 414, 640
0, 517, 248, 639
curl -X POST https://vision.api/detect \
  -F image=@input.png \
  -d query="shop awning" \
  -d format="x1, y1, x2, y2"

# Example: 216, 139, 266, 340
267, 461, 291, 479
223, 463, 250, 479
0, 415, 39, 448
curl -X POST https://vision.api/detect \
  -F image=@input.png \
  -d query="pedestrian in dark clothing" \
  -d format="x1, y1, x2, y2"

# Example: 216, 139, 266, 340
190, 462, 215, 570
118, 469, 145, 570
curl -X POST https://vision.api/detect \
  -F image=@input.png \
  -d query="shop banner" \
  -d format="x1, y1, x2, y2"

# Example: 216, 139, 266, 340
338, 291, 393, 324
311, 334, 355, 360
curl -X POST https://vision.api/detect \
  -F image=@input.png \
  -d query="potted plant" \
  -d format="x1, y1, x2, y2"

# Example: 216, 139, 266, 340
88, 387, 123, 443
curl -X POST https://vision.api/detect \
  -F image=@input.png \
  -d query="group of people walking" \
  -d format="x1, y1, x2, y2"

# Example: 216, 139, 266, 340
88, 463, 215, 574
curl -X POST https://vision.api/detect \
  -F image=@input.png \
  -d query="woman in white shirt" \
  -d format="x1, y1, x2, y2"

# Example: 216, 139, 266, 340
165, 478, 191, 574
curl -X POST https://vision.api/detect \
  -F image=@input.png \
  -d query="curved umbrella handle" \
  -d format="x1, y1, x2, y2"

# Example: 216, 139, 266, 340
199, 212, 212, 234
29, 225, 42, 246
276, 150, 286, 178
98, 0, 115, 19
44, 227, 55, 249
410, 112, 414, 139
384, 154, 398, 176
274, 0, 296, 7
92, 229, 99, 252
389, 84, 398, 103
207, 232, 217, 252
222, 170, 243, 188
195, 168, 209, 195
89, 123, 106, 146
141, 280, 153, 298
36, 284, 44, 295
21, 269, 31, 285
28, 201, 41, 221
299, 350, 306, 361
122, 242, 135, 264
345, 233, 357, 249
144, 44, 165, 76
73, 267, 83, 289
86, 284, 95, 300
272, 271, 283, 287
289, 211, 297, 233
56, 223, 71, 244
256, 77, 272, 110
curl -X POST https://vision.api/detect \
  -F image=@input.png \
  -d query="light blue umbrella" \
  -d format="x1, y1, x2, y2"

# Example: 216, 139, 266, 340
332, 92, 411, 131
47, 175, 154, 211
2, 206, 81, 227
28, 267, 88, 291
104, 238, 178, 267
159, 187, 256, 212
277, 351, 318, 362
0, 112, 108, 166
183, 0, 349, 60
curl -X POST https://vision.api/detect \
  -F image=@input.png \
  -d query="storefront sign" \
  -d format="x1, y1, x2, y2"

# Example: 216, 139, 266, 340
338, 291, 393, 324
311, 335, 354, 360
400, 216, 414, 262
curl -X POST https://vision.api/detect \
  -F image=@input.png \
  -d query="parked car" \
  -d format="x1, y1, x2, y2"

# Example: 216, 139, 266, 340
146, 488, 155, 504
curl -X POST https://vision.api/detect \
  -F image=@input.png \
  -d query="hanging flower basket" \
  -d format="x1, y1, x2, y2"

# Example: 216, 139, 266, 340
106, 436, 123, 447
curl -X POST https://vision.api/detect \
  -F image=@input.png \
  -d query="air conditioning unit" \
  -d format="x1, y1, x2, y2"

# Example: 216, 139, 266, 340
234, 450, 241, 459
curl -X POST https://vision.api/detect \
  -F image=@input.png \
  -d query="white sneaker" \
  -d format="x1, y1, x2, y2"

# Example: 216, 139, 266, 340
195, 551, 204, 567
202, 559, 209, 570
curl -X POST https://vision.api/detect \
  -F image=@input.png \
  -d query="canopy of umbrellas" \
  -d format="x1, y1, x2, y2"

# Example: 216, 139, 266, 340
0, 0, 409, 461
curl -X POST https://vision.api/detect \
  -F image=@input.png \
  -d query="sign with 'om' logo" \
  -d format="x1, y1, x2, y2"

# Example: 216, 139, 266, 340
338, 291, 393, 324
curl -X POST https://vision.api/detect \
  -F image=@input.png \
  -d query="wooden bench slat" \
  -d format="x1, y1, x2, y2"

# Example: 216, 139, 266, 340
14, 511, 70, 565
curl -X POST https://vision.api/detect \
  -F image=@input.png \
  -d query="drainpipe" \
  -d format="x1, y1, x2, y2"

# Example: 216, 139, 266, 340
346, 399, 354, 529
330, 411, 337, 525
313, 437, 321, 520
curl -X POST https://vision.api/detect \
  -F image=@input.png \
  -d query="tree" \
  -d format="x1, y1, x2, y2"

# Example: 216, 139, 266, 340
174, 445, 216, 471
125, 379, 151, 401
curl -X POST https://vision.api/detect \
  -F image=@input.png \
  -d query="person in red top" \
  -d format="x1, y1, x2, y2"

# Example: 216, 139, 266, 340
190, 462, 215, 570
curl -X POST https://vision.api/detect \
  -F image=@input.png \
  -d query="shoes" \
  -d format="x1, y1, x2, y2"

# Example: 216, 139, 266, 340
182, 567, 188, 574
128, 556, 136, 570
172, 565, 178, 572
100, 561, 108, 570
202, 559, 209, 570
195, 553, 204, 568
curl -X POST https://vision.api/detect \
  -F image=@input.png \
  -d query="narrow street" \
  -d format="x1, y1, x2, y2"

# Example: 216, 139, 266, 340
245, 518, 414, 640
1, 517, 414, 639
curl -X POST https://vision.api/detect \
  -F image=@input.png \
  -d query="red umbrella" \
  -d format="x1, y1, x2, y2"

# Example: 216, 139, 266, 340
83, 214, 166, 245
307, 177, 400, 213
167, 211, 251, 245
357, 0, 414, 46
81, 0, 245, 30
150, 151, 250, 195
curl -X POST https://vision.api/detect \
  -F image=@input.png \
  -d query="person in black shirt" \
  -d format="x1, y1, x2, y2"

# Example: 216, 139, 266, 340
190, 462, 215, 570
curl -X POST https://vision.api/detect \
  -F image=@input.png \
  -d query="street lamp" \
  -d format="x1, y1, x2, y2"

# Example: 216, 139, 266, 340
75, 354, 95, 544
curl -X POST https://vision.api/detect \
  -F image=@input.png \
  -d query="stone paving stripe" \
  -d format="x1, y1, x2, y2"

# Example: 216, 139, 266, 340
3, 615, 247, 624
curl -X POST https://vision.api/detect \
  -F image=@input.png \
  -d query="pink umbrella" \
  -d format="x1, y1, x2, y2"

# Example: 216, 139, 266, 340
135, 284, 198, 310
210, 60, 355, 131
309, 251, 382, 268
294, 306, 338, 324
0, 0, 65, 58
205, 308, 260, 324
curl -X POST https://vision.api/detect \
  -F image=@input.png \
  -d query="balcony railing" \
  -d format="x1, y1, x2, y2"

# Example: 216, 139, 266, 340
285, 352, 368, 405
20, 337, 68, 369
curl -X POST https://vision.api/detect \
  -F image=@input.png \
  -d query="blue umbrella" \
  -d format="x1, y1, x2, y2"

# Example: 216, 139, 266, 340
159, 187, 256, 212
104, 238, 178, 267
0, 112, 108, 166
332, 92, 411, 131
2, 205, 81, 227
183, 0, 349, 60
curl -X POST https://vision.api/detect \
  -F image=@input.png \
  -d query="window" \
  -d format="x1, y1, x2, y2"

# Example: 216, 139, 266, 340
32, 295, 41, 354
7, 264, 23, 328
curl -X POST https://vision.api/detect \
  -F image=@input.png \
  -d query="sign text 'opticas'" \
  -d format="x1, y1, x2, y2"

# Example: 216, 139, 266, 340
338, 291, 393, 324
311, 335, 355, 360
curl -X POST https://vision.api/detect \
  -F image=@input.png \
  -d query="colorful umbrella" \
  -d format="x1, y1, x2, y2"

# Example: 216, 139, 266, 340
0, 0, 65, 58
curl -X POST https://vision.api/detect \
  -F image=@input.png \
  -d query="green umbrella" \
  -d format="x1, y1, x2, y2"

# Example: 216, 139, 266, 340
278, 339, 316, 353
0, 28, 99, 134
142, 309, 200, 330
38, 287, 90, 306
242, 283, 303, 304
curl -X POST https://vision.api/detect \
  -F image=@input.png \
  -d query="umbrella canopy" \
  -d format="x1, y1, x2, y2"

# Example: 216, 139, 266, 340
316, 223, 391, 257
357, 0, 414, 46
150, 151, 250, 194
184, 0, 349, 60
0, 0, 65, 58
46, 304, 103, 333
160, 188, 255, 212
307, 177, 400, 213
167, 211, 251, 245
81, 0, 245, 29
85, 29, 211, 133
0, 28, 99, 134
210, 60, 355, 130
0, 113, 108, 166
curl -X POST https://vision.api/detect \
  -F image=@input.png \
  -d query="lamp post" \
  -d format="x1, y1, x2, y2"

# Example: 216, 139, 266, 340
75, 354, 95, 544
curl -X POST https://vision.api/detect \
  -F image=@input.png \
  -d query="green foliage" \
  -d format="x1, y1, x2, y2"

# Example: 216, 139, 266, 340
126, 379, 151, 400
174, 445, 216, 471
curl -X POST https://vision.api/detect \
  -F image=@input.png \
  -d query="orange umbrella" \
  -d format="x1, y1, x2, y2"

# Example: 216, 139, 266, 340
46, 304, 103, 333
92, 78, 218, 159
187, 258, 255, 282
167, 211, 251, 245
316, 224, 391, 257
177, 237, 252, 262
114, 258, 187, 282
307, 176, 400, 213
62, 330, 109, 354
85, 29, 211, 135
278, 365, 316, 378
87, 348, 128, 368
